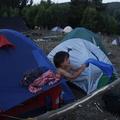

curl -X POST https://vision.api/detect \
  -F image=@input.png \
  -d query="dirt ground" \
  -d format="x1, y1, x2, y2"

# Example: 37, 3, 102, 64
25, 30, 120, 120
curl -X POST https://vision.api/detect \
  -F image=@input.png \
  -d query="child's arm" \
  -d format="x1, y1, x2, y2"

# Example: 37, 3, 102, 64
58, 64, 87, 81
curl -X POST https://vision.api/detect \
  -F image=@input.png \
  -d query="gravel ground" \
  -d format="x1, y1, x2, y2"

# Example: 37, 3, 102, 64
52, 99, 119, 120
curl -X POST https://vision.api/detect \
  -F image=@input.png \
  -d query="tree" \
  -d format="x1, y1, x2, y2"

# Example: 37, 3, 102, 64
47, 0, 52, 5
0, 0, 33, 9
100, 13, 117, 34
69, 0, 87, 27
92, 0, 102, 5
34, 5, 47, 28
93, 12, 117, 34
22, 5, 39, 28
81, 7, 98, 31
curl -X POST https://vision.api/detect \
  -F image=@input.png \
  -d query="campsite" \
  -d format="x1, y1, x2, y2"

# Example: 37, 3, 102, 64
0, 0, 120, 120
0, 27, 119, 120
26, 28, 120, 120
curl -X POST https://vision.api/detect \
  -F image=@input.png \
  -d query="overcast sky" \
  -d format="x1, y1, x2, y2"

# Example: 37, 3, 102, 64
33, 0, 120, 4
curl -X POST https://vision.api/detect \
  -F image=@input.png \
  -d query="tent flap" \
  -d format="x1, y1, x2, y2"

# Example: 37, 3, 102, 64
0, 35, 15, 48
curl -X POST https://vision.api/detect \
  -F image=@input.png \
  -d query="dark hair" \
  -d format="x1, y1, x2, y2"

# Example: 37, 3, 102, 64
53, 51, 69, 68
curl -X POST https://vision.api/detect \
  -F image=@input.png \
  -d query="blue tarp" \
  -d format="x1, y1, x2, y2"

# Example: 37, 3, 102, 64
0, 29, 74, 111
85, 58, 113, 78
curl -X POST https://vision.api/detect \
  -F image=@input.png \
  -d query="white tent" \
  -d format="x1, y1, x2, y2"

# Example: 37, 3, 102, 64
63, 26, 73, 33
112, 39, 117, 45
112, 39, 120, 46
48, 38, 113, 94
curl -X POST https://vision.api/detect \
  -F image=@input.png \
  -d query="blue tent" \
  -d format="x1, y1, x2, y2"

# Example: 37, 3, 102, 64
0, 29, 74, 112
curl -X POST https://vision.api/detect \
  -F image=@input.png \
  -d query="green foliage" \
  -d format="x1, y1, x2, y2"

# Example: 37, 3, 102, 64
0, 7, 19, 17
92, 0, 102, 5
2, 12, 8, 17
105, 2, 120, 34
68, 5, 84, 27
22, 2, 69, 28
81, 7, 98, 31
9, 8, 19, 17
99, 13, 118, 34
35, 5, 47, 27
47, 4, 69, 27
81, 7, 117, 34
0, 0, 33, 8
0, 0, 120, 35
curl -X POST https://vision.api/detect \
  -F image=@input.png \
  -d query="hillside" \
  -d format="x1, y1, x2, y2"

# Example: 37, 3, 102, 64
105, 2, 120, 15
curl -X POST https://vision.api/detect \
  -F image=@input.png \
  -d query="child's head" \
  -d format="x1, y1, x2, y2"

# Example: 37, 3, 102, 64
53, 51, 70, 68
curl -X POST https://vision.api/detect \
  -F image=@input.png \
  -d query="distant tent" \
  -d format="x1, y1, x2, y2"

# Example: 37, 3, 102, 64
63, 26, 73, 33
0, 17, 28, 32
0, 29, 74, 118
112, 39, 120, 46
48, 27, 116, 94
51, 26, 63, 33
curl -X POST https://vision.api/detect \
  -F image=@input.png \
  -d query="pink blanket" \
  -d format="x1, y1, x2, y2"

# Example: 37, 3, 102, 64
29, 70, 61, 93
